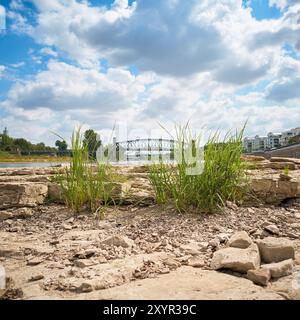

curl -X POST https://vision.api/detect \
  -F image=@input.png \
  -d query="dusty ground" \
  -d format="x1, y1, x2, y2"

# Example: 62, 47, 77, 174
1, 202, 300, 300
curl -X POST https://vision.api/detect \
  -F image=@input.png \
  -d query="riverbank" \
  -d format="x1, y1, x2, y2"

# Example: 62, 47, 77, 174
1, 156, 300, 300
0, 156, 70, 164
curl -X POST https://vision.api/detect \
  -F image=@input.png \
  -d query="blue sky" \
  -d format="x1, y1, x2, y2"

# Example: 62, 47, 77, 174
0, 0, 300, 145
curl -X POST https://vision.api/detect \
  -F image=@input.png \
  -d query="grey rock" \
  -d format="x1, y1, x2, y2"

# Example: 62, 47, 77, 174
27, 257, 44, 266
0, 183, 48, 209
209, 237, 220, 249
73, 259, 97, 268
187, 257, 205, 268
261, 259, 294, 278
257, 237, 295, 263
76, 282, 93, 293
247, 268, 271, 286
101, 235, 134, 248
210, 243, 260, 273
264, 224, 280, 235
28, 274, 44, 282
228, 231, 253, 249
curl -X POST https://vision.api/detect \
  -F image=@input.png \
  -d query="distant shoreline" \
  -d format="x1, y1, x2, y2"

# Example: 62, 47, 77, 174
0, 157, 70, 163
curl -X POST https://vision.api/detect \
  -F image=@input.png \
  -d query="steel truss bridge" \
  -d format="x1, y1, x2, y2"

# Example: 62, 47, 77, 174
115, 138, 176, 152
113, 138, 196, 161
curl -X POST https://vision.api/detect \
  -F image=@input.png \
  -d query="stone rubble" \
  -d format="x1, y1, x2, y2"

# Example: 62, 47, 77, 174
0, 158, 300, 299
210, 230, 298, 287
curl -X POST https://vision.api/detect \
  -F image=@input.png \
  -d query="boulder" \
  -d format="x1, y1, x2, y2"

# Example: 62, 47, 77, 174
250, 178, 299, 205
48, 183, 64, 203
210, 243, 260, 273
257, 237, 295, 263
228, 231, 253, 249
247, 268, 271, 286
101, 235, 134, 248
0, 183, 48, 209
261, 259, 294, 278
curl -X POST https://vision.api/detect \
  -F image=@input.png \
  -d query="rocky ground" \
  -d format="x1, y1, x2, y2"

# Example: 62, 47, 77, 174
1, 203, 300, 300
1, 156, 300, 300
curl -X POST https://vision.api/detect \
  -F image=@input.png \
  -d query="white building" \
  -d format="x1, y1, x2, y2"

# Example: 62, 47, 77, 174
243, 127, 300, 153
243, 135, 267, 152
280, 127, 300, 146
253, 135, 267, 151
243, 137, 253, 153
266, 132, 281, 150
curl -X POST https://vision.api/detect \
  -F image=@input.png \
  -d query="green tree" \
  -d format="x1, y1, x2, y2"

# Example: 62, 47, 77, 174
0, 127, 14, 151
83, 129, 101, 159
35, 142, 46, 150
14, 138, 32, 151
55, 140, 68, 152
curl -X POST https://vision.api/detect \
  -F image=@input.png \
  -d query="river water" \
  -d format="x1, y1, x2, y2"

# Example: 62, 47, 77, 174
0, 162, 65, 168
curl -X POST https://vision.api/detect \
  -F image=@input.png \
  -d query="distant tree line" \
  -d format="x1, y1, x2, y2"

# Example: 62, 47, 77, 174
0, 127, 57, 154
0, 127, 104, 158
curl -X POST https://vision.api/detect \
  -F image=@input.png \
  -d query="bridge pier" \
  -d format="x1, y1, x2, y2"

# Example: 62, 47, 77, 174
148, 138, 151, 161
159, 138, 162, 161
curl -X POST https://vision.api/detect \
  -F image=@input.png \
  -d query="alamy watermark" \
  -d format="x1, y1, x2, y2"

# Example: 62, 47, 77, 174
0, 5, 6, 30
94, 123, 205, 175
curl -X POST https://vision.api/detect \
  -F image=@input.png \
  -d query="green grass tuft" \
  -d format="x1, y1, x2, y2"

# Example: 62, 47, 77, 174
54, 128, 116, 215
148, 125, 248, 213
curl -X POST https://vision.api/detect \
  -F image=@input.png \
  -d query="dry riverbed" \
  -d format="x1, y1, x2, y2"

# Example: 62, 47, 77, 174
1, 202, 300, 300
1, 157, 300, 300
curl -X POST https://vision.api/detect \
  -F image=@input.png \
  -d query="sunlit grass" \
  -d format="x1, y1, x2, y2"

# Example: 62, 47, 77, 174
54, 128, 116, 215
148, 124, 248, 213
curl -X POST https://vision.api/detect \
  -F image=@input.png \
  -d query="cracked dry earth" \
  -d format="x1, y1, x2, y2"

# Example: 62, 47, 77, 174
1, 203, 300, 300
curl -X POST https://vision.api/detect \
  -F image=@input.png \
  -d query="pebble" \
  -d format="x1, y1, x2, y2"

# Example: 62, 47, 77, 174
264, 224, 280, 235
27, 257, 44, 266
28, 275, 44, 282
